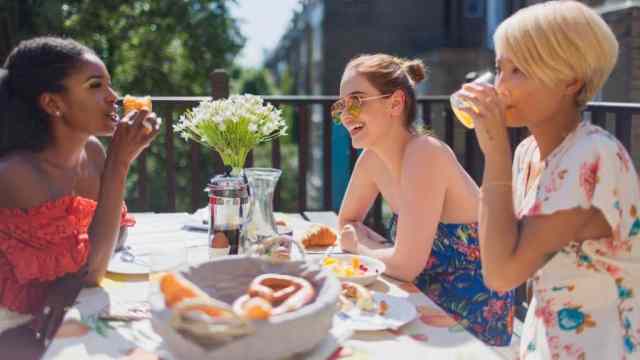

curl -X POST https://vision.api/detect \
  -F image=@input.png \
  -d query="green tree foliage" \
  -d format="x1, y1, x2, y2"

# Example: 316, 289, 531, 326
233, 67, 275, 95
61, 0, 244, 96
0, 0, 64, 62
56, 1, 246, 212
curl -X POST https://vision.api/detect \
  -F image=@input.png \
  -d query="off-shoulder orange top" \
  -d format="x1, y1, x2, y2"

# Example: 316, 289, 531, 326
0, 196, 135, 314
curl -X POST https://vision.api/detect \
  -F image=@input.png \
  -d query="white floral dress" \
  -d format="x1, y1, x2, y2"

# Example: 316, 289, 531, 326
514, 121, 640, 359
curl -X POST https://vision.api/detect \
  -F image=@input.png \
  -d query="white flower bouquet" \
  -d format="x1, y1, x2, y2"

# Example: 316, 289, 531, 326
174, 94, 287, 172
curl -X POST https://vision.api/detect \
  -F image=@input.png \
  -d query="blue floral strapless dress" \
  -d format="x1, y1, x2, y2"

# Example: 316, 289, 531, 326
388, 214, 514, 346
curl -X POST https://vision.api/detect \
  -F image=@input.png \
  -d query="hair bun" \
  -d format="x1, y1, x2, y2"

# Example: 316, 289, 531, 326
403, 59, 426, 84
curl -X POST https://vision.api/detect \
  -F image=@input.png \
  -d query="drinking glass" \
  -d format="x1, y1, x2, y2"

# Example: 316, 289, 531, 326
450, 71, 495, 129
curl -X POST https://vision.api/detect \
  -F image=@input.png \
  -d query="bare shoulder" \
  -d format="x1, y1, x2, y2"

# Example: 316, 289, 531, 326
0, 153, 48, 208
354, 149, 382, 171
85, 136, 106, 168
404, 135, 456, 166
349, 149, 385, 187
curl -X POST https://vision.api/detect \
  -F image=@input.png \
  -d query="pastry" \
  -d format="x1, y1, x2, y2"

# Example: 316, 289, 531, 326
159, 272, 254, 348
170, 297, 254, 348
159, 272, 210, 308
122, 95, 157, 133
339, 281, 375, 312
233, 274, 315, 318
301, 224, 337, 248
122, 95, 152, 114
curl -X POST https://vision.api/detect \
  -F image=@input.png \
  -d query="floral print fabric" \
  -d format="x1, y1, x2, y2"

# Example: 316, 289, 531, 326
514, 121, 640, 359
388, 215, 514, 346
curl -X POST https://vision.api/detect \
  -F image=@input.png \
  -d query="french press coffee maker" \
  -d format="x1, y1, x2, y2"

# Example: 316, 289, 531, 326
205, 173, 250, 255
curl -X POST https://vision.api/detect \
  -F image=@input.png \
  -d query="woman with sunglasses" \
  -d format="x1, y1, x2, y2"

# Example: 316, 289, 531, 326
456, 1, 640, 358
335, 54, 513, 346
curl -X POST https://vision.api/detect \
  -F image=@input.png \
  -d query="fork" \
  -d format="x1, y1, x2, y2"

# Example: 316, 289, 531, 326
118, 246, 149, 265
119, 245, 135, 263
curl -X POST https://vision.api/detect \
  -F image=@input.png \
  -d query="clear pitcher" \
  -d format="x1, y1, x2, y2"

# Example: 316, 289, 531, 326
243, 168, 282, 254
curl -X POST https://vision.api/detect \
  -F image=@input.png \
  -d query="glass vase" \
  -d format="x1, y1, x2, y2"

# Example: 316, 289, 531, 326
242, 168, 282, 254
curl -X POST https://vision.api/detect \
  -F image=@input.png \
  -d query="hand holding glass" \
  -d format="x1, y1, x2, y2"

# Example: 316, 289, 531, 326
450, 72, 496, 129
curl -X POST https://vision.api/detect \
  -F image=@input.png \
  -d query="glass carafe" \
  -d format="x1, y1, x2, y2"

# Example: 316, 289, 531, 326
243, 168, 282, 254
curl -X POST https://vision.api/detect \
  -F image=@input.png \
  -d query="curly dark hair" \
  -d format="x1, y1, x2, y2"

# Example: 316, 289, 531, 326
0, 36, 95, 157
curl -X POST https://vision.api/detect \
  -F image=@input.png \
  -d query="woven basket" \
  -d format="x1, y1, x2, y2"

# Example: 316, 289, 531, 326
151, 256, 340, 360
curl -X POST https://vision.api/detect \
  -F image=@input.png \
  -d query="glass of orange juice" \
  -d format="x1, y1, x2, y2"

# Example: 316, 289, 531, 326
450, 71, 495, 129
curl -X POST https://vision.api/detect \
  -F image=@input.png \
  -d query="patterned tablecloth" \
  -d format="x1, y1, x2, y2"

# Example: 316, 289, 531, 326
42, 213, 520, 360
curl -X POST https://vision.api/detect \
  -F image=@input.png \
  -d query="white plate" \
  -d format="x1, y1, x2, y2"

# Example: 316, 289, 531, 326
322, 254, 385, 286
107, 251, 151, 275
334, 292, 418, 331
108, 246, 230, 275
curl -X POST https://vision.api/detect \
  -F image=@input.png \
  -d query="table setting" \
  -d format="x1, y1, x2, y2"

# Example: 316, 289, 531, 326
38, 94, 520, 359
41, 208, 520, 360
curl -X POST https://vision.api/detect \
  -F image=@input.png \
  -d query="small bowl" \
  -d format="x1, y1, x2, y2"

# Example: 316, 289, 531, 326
321, 254, 385, 286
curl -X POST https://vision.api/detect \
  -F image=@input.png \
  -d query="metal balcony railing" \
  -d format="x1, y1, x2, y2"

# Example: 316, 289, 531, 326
127, 70, 640, 321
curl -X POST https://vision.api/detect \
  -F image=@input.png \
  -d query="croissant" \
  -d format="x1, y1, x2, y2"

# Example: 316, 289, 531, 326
301, 224, 337, 248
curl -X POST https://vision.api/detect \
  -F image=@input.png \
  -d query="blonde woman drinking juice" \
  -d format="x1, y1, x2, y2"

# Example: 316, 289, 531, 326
453, 1, 640, 358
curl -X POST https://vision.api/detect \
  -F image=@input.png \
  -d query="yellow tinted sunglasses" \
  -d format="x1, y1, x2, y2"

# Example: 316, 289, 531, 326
330, 94, 392, 123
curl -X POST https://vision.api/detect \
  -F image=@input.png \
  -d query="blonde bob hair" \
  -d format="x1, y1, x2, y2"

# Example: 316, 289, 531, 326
494, 0, 619, 108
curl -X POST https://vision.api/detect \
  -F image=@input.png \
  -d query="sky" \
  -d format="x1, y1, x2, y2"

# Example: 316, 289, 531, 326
230, 0, 301, 68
